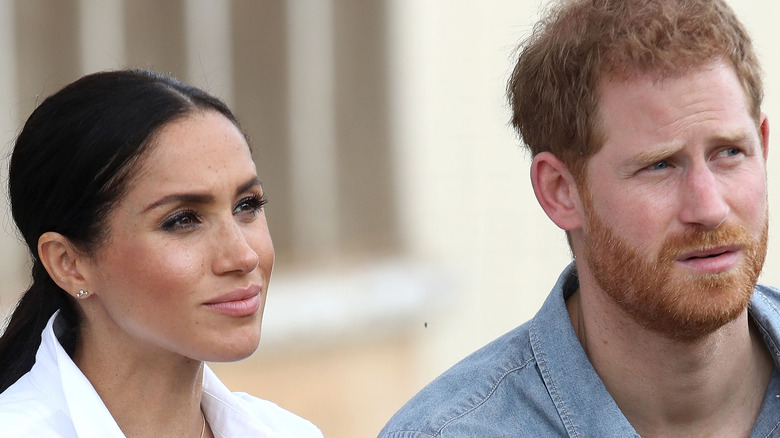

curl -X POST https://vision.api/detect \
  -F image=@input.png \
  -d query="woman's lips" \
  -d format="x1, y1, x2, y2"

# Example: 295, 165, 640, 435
204, 285, 261, 317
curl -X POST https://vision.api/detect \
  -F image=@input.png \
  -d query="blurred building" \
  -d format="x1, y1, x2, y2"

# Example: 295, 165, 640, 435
0, 1, 777, 437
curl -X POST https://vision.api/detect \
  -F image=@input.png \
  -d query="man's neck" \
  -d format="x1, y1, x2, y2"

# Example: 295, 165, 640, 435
567, 284, 774, 437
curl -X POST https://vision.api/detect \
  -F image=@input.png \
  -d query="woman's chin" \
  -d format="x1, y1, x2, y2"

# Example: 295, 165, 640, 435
197, 328, 263, 363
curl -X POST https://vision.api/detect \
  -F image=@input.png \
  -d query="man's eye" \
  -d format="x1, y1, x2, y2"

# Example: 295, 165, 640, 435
649, 160, 669, 170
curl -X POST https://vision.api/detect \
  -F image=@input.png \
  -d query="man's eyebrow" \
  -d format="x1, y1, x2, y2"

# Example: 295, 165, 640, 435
626, 144, 681, 167
626, 131, 752, 167
143, 176, 262, 212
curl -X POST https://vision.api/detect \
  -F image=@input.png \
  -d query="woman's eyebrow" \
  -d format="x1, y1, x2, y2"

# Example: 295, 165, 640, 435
236, 176, 262, 196
143, 176, 262, 212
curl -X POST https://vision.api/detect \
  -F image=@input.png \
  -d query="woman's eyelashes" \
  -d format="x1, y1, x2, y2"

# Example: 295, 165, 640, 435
160, 193, 267, 232
161, 209, 201, 232
233, 193, 268, 220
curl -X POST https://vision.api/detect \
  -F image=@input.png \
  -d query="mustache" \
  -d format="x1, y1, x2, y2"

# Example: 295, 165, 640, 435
659, 223, 758, 263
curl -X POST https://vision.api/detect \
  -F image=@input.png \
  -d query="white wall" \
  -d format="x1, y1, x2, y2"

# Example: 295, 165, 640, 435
386, 0, 780, 387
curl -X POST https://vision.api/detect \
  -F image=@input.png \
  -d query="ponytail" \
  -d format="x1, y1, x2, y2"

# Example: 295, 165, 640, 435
0, 261, 80, 393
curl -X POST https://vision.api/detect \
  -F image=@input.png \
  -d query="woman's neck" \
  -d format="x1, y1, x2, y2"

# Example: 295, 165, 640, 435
74, 322, 207, 437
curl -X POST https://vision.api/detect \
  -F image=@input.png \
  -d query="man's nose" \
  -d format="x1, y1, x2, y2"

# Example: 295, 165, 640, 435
677, 163, 729, 229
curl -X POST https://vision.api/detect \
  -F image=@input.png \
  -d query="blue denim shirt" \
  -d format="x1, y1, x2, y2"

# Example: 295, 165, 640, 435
379, 264, 780, 437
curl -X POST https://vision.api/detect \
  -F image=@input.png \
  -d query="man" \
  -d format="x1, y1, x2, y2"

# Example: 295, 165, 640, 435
380, 0, 779, 436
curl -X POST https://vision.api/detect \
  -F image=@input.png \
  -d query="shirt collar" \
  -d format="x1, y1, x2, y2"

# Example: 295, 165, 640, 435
38, 312, 126, 437
746, 285, 780, 436
531, 264, 780, 437
201, 365, 278, 437
529, 264, 641, 437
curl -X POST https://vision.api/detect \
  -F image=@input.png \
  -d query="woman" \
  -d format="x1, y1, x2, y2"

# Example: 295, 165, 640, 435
0, 70, 323, 437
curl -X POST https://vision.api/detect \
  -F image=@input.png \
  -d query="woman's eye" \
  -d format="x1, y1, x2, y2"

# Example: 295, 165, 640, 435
233, 194, 267, 218
161, 211, 201, 232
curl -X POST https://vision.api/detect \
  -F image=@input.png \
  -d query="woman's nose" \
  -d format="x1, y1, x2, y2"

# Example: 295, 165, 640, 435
212, 220, 260, 275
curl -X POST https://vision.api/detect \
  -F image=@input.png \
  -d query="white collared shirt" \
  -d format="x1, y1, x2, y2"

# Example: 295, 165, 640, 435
0, 312, 324, 437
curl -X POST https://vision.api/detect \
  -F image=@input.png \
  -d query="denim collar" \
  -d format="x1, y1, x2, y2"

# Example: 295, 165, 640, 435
529, 264, 780, 437
529, 264, 640, 437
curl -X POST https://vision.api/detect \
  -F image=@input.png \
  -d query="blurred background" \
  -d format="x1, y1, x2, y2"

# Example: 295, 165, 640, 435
0, 1, 777, 437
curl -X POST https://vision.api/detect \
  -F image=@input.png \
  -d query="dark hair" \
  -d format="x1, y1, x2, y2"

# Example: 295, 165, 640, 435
0, 69, 240, 393
508, 0, 762, 183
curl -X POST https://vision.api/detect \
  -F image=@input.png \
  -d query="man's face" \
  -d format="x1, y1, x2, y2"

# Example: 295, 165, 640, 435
578, 61, 769, 341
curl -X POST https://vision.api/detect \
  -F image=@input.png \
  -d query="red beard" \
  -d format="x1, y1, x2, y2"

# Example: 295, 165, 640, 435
581, 191, 767, 342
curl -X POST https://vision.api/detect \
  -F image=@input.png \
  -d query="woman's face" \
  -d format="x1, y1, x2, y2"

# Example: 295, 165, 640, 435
79, 110, 274, 362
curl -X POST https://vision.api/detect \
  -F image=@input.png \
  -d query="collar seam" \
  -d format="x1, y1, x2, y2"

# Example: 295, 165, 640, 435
436, 357, 536, 435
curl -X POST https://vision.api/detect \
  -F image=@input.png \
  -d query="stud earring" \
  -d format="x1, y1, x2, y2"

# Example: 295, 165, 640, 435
76, 289, 90, 299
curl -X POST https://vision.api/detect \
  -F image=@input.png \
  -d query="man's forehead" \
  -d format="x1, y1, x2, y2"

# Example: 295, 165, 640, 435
595, 62, 752, 135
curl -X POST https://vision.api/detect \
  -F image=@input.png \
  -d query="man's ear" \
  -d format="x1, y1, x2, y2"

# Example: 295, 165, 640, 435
38, 232, 91, 299
530, 152, 584, 231
760, 112, 770, 161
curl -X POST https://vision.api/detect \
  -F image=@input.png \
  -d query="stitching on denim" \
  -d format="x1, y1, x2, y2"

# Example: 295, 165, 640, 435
434, 355, 536, 435
530, 318, 579, 438
762, 419, 780, 438
381, 430, 437, 438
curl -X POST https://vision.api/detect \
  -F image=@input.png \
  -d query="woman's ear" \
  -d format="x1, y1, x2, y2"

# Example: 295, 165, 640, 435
38, 232, 90, 299
530, 152, 584, 231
